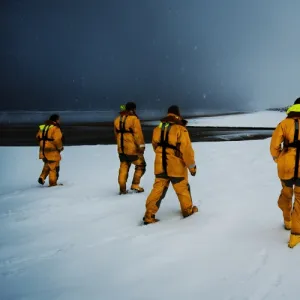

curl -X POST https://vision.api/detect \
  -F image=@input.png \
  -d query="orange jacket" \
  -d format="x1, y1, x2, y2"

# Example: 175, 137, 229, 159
152, 113, 195, 177
36, 120, 64, 161
114, 111, 145, 155
270, 108, 300, 180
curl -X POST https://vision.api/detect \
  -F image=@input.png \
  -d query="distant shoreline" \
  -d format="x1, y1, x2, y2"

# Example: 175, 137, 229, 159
0, 110, 246, 125
0, 123, 274, 146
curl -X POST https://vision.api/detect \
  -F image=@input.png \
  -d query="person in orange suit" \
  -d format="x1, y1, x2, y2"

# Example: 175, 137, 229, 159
143, 105, 198, 224
36, 114, 64, 187
270, 98, 300, 248
114, 102, 146, 194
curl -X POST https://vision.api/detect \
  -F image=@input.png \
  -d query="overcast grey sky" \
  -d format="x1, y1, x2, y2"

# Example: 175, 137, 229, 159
1, 0, 299, 111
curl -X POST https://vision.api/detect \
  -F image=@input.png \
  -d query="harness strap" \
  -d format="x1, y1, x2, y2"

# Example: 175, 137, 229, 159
117, 115, 133, 153
294, 120, 299, 180
37, 136, 54, 142
41, 125, 52, 158
158, 123, 178, 174
286, 119, 300, 180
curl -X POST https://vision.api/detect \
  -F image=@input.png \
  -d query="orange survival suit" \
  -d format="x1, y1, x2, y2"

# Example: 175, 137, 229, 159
143, 105, 198, 224
270, 100, 300, 248
36, 114, 64, 187
114, 102, 146, 194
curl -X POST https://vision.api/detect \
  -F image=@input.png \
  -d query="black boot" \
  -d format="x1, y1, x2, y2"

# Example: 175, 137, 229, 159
38, 177, 44, 185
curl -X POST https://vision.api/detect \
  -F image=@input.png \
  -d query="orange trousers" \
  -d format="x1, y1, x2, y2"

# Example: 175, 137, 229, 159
278, 179, 300, 235
144, 174, 194, 222
40, 159, 60, 186
118, 154, 146, 192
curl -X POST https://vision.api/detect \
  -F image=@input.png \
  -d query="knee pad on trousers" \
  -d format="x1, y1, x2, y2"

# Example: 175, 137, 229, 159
281, 187, 293, 199
135, 162, 146, 174
155, 186, 168, 209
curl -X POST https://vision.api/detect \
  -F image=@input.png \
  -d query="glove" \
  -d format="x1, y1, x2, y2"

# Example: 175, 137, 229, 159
189, 166, 196, 176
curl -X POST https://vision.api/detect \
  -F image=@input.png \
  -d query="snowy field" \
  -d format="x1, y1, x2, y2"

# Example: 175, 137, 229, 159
145, 111, 286, 128
1, 136, 300, 299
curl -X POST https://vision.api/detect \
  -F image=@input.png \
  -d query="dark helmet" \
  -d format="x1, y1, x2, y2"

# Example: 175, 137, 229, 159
167, 105, 181, 117
294, 98, 300, 105
49, 114, 60, 122
125, 102, 136, 111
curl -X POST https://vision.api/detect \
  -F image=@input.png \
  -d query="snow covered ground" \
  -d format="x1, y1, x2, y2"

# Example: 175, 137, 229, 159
1, 136, 299, 299
145, 111, 286, 128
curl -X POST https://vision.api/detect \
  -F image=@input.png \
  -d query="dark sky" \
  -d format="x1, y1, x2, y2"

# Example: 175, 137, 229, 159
1, 0, 300, 111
